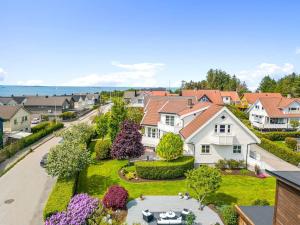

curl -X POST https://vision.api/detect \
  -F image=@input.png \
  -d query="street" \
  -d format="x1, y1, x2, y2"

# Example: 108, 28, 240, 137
0, 104, 112, 225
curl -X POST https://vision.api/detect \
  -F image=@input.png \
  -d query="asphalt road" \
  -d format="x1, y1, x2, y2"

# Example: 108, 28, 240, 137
0, 105, 112, 225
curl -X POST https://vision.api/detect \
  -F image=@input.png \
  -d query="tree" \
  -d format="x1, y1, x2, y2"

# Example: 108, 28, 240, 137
102, 185, 128, 210
290, 120, 300, 130
57, 123, 94, 144
257, 75, 277, 92
185, 166, 222, 209
46, 141, 91, 178
95, 112, 110, 139
111, 120, 144, 159
156, 133, 183, 160
95, 138, 112, 160
109, 99, 127, 141
126, 107, 144, 124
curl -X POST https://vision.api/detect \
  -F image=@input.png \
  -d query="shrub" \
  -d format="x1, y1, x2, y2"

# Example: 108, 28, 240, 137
261, 131, 300, 141
285, 137, 297, 150
43, 177, 77, 220
215, 159, 227, 170
45, 193, 99, 225
252, 199, 270, 206
59, 111, 76, 120
259, 138, 300, 166
102, 185, 128, 210
95, 138, 111, 160
135, 156, 194, 179
219, 205, 237, 225
215, 159, 245, 170
240, 169, 250, 175
31, 121, 50, 133
156, 133, 183, 161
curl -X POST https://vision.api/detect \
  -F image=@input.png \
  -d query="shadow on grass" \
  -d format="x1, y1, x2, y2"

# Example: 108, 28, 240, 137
206, 192, 238, 206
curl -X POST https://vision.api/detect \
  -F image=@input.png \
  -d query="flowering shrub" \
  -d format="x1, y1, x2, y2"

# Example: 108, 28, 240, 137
102, 185, 128, 210
45, 194, 99, 225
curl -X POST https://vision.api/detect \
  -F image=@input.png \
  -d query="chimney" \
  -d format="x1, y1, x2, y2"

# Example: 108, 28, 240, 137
188, 99, 193, 108
287, 94, 291, 98
134, 90, 137, 97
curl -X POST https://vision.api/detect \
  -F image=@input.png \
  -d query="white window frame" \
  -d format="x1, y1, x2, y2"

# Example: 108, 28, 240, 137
165, 115, 175, 126
233, 145, 241, 154
201, 145, 210, 154
215, 124, 232, 134
147, 127, 157, 138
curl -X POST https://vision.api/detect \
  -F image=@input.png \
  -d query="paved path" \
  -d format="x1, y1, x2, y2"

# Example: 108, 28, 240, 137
126, 196, 224, 225
0, 137, 61, 225
251, 144, 300, 171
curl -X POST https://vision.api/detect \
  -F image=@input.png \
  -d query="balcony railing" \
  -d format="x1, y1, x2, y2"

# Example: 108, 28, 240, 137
211, 134, 234, 145
157, 122, 182, 134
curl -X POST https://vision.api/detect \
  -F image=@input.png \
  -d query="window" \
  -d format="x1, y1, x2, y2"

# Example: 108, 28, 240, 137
219, 124, 226, 133
25, 116, 27, 121
165, 115, 175, 126
214, 124, 218, 133
201, 145, 210, 154
147, 127, 157, 138
138, 99, 143, 104
14, 119, 17, 125
227, 125, 231, 133
233, 145, 241, 153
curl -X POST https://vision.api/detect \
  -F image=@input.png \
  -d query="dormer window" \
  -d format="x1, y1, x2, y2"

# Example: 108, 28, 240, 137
165, 115, 175, 126
215, 124, 232, 134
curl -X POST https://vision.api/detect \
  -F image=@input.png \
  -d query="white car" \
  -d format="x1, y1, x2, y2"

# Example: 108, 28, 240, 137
31, 118, 41, 124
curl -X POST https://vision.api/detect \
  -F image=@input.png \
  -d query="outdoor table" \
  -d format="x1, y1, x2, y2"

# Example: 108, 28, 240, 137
166, 211, 176, 218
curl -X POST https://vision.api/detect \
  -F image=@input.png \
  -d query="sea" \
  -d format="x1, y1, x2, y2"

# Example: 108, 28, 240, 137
0, 85, 134, 97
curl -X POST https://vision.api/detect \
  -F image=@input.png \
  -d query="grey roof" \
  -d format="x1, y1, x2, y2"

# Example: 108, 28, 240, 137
124, 91, 144, 99
86, 93, 99, 100
12, 96, 27, 104
24, 96, 69, 107
0, 105, 23, 120
71, 94, 87, 102
266, 170, 300, 190
0, 97, 16, 104
239, 206, 274, 225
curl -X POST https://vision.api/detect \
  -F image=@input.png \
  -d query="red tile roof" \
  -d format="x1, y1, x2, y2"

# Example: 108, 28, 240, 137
180, 105, 223, 139
243, 93, 282, 104
182, 90, 224, 105
220, 91, 240, 102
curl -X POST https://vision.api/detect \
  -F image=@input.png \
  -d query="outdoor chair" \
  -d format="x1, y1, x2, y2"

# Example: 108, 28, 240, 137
142, 210, 154, 222
181, 208, 190, 220
183, 192, 190, 200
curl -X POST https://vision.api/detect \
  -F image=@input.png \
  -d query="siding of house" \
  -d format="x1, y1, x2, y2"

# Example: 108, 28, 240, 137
3, 108, 31, 132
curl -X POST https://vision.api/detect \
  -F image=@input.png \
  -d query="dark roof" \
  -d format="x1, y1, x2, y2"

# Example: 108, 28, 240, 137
0, 97, 16, 104
266, 170, 300, 190
12, 96, 27, 104
71, 95, 86, 102
238, 206, 274, 225
0, 106, 23, 120
24, 96, 70, 107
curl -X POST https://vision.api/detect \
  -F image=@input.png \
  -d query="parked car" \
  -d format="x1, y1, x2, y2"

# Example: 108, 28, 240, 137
40, 153, 48, 167
31, 118, 41, 124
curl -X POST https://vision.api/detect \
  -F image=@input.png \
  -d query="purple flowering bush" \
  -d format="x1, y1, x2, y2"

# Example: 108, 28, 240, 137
45, 193, 99, 225
102, 185, 129, 210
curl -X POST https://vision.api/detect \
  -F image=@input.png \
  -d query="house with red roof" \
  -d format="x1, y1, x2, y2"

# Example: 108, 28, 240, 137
141, 96, 260, 165
248, 96, 300, 130
239, 92, 282, 109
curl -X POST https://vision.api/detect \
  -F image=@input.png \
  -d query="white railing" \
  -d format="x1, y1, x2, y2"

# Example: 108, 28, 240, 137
251, 121, 290, 129
157, 122, 182, 134
142, 136, 160, 148
211, 135, 234, 145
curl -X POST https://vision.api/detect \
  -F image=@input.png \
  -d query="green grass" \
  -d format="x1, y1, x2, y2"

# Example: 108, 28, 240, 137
274, 141, 292, 150
77, 150, 276, 206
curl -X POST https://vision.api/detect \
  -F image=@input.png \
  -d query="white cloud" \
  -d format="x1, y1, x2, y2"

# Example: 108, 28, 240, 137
0, 68, 6, 81
296, 48, 300, 54
236, 63, 294, 91
65, 62, 165, 87
17, 80, 44, 86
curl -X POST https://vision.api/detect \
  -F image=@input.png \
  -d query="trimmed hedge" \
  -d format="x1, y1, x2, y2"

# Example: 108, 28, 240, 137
285, 137, 297, 150
31, 121, 50, 133
260, 131, 300, 141
259, 138, 300, 166
135, 156, 194, 179
43, 176, 77, 220
0, 123, 64, 163
95, 138, 111, 160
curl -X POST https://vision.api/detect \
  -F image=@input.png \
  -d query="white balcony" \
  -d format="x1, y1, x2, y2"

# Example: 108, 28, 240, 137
142, 136, 160, 148
157, 122, 182, 134
211, 135, 234, 145
251, 121, 290, 129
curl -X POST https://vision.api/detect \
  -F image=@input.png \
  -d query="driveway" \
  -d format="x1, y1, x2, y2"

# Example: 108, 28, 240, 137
0, 137, 61, 225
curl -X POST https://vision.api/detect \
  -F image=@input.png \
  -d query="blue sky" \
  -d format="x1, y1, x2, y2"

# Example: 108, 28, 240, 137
0, 0, 300, 90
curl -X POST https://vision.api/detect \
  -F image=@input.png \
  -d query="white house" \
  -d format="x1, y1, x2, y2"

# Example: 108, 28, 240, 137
248, 97, 300, 130
141, 96, 260, 166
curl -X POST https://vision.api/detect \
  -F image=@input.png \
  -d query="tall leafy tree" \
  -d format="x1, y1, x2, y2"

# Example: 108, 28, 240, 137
109, 99, 127, 141
111, 120, 144, 159
156, 133, 183, 160
185, 166, 222, 209
257, 75, 277, 92
95, 112, 110, 139
126, 107, 144, 124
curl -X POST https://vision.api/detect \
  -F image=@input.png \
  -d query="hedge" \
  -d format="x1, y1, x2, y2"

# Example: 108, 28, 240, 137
31, 121, 50, 133
0, 122, 64, 163
259, 138, 300, 166
135, 156, 194, 179
260, 131, 300, 141
43, 176, 77, 220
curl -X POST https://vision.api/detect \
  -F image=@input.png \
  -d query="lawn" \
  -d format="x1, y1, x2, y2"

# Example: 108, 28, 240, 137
77, 148, 276, 206
274, 141, 292, 150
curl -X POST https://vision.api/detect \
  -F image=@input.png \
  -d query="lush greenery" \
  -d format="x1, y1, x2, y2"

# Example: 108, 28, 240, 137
285, 137, 298, 150
215, 159, 245, 170
43, 177, 77, 220
0, 122, 64, 163
252, 199, 270, 206
185, 166, 222, 208
111, 120, 144, 160
218, 205, 237, 225
95, 138, 112, 160
99, 90, 124, 104
156, 133, 184, 160
182, 69, 249, 95
46, 123, 94, 178
108, 99, 127, 141
257, 73, 300, 97
31, 121, 51, 133
77, 151, 276, 205
260, 137, 300, 166
126, 107, 144, 124
102, 185, 129, 210
94, 112, 110, 139
290, 120, 300, 129
59, 111, 76, 120
260, 131, 300, 141
135, 156, 194, 179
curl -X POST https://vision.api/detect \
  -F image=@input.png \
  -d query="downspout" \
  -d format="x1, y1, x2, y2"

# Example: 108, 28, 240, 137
246, 143, 256, 170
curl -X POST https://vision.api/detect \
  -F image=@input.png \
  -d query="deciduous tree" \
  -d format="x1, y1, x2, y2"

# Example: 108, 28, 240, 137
156, 133, 183, 160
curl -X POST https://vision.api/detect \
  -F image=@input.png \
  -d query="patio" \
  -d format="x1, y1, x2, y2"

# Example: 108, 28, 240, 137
126, 196, 224, 225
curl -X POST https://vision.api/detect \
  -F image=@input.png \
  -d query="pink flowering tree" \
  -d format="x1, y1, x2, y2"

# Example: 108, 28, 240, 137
111, 120, 144, 160
102, 185, 129, 210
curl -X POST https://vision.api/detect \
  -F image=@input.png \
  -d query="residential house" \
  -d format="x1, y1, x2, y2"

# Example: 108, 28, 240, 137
141, 96, 260, 166
124, 90, 149, 107
181, 89, 240, 105
239, 92, 282, 109
23, 96, 73, 119
0, 106, 31, 133
0, 97, 18, 106
248, 97, 300, 130
85, 93, 100, 107
0, 118, 3, 148
235, 170, 300, 225
70, 94, 88, 110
